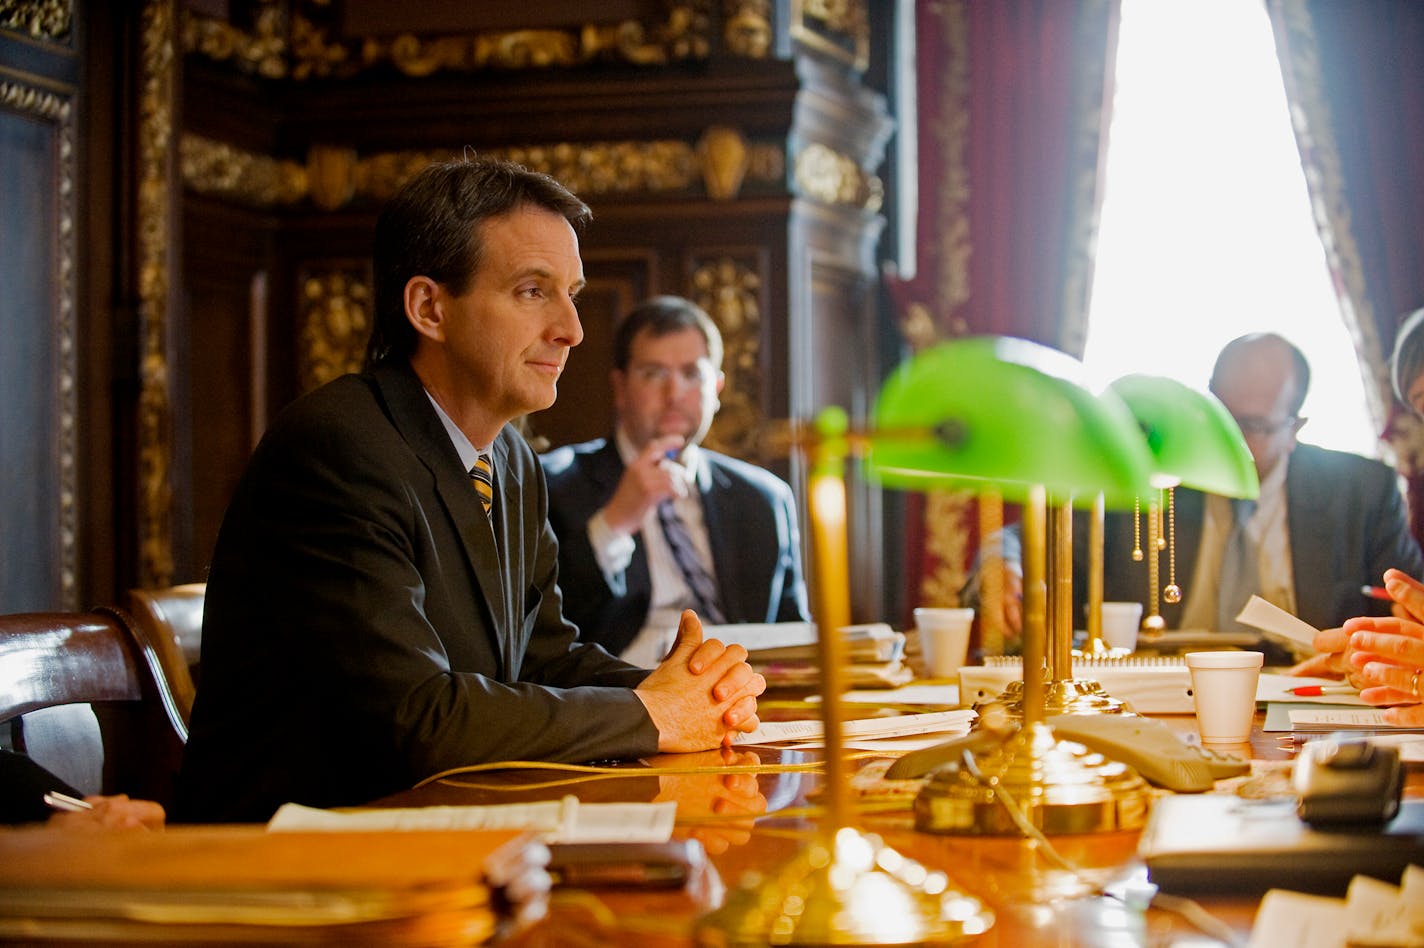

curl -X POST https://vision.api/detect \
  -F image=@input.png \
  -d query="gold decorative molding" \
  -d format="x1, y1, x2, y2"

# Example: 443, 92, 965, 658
298, 267, 372, 392
1, 75, 77, 607
689, 256, 764, 459
0, 0, 72, 41
180, 135, 308, 207
722, 0, 771, 59
181, 1, 287, 79
791, 0, 868, 71
137, 0, 176, 589
794, 141, 882, 211
935, 0, 971, 324
919, 490, 973, 608
914, 0, 972, 614
182, 133, 785, 209
697, 125, 748, 200
182, 2, 713, 80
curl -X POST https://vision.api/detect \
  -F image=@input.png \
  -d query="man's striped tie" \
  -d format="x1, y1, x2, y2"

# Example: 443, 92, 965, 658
469, 454, 494, 516
657, 500, 726, 624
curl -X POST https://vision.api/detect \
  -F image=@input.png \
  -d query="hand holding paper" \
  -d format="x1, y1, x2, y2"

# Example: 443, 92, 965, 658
1234, 596, 1318, 659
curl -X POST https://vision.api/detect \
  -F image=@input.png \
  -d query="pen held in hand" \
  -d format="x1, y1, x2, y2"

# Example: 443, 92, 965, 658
43, 791, 93, 813
1361, 584, 1391, 601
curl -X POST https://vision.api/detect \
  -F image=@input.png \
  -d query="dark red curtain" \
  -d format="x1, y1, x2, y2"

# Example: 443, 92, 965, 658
887, 0, 1120, 627
1268, 0, 1424, 543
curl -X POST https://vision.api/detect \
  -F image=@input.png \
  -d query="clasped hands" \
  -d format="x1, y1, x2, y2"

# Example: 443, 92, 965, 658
1292, 567, 1424, 726
635, 609, 766, 752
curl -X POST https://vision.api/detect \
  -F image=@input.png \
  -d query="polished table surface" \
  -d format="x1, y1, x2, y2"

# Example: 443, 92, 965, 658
374, 705, 1422, 947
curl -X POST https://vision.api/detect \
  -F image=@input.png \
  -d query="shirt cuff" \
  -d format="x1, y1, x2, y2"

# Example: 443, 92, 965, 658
588, 509, 636, 588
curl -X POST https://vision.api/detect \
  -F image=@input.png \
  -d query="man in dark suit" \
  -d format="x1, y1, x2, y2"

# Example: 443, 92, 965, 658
175, 159, 765, 822
541, 297, 809, 665
971, 333, 1424, 656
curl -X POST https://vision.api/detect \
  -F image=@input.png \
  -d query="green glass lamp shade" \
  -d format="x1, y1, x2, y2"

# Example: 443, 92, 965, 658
1108, 374, 1259, 500
870, 336, 1156, 509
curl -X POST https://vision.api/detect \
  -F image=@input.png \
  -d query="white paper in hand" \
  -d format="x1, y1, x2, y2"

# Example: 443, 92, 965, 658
1234, 595, 1318, 656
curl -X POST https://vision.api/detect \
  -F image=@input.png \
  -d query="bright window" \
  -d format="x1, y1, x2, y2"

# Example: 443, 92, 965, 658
1081, 0, 1378, 458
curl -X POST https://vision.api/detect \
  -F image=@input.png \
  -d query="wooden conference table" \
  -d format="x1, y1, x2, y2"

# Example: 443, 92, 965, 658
374, 699, 1422, 947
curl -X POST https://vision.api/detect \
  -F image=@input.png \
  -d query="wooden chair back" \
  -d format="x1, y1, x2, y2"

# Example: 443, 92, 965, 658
0, 609, 186, 804
123, 583, 206, 727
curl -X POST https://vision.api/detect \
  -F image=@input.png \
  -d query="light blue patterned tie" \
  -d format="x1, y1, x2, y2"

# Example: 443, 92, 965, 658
1216, 497, 1258, 632
657, 500, 726, 624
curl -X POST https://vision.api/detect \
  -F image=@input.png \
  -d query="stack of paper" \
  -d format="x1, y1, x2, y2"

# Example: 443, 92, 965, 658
706, 622, 912, 688
1248, 865, 1424, 948
0, 826, 545, 945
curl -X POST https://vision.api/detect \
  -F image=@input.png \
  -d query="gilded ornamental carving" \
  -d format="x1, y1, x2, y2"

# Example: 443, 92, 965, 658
0, 0, 72, 41
690, 257, 764, 459
182, 2, 713, 79
299, 268, 372, 392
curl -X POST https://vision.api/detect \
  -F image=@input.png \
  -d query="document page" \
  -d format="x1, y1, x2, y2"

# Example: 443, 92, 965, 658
267, 796, 676, 843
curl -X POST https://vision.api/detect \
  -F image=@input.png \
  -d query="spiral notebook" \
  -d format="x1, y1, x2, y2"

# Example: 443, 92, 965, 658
958, 655, 1193, 713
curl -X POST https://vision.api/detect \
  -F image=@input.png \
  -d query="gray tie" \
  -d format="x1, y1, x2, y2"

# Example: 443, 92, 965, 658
1216, 497, 1259, 632
657, 500, 727, 624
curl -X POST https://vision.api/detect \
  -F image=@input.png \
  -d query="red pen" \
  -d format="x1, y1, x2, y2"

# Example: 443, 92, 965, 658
1288, 684, 1357, 696
1361, 585, 1391, 601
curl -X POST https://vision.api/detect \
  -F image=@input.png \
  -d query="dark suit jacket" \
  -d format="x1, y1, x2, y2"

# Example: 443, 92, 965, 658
971, 443, 1424, 638
540, 438, 810, 656
175, 363, 656, 823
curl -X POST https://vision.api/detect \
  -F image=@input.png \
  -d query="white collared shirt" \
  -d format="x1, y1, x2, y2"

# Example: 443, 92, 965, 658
586, 430, 720, 665
1179, 453, 1295, 629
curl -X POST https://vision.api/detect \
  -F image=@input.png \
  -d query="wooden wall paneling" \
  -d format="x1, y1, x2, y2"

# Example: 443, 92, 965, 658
179, 196, 274, 577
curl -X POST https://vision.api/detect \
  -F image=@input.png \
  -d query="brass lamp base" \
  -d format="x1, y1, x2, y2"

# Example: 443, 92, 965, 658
694, 827, 994, 946
913, 722, 1152, 835
995, 678, 1130, 716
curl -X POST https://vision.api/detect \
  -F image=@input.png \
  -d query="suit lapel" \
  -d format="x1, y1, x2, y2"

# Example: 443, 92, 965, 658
591, 440, 653, 605
1284, 448, 1327, 624
697, 457, 737, 620
374, 364, 509, 676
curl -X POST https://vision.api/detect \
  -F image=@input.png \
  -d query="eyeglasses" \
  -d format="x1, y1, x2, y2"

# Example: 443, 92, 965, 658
1232, 415, 1299, 436
628, 363, 715, 388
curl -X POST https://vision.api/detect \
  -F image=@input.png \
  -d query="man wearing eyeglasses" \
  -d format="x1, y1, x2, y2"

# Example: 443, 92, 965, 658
542, 296, 810, 664
972, 332, 1424, 657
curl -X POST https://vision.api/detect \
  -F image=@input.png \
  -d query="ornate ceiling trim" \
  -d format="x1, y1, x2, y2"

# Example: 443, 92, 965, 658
182, 1, 713, 80
181, 132, 785, 209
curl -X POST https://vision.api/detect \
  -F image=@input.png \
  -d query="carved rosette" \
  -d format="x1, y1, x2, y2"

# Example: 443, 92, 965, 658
793, 142, 882, 211
298, 268, 372, 392
722, 0, 771, 59
689, 257, 763, 459
1, 78, 77, 607
138, 0, 176, 589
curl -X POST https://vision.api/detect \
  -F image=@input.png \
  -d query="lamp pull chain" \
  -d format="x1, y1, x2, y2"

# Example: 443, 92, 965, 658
1131, 495, 1143, 561
1163, 486, 1182, 604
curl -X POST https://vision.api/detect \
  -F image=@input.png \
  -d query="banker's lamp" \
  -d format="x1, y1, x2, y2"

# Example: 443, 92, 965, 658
1091, 375, 1259, 644
989, 375, 1259, 716
872, 337, 1159, 835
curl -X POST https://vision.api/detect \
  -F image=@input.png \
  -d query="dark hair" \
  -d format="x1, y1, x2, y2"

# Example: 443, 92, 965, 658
366, 157, 592, 367
611, 296, 724, 372
1210, 332, 1311, 417
1391, 307, 1424, 409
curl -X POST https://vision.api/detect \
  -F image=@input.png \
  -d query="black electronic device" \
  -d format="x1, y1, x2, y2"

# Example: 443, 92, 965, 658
546, 839, 703, 889
1293, 735, 1403, 826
